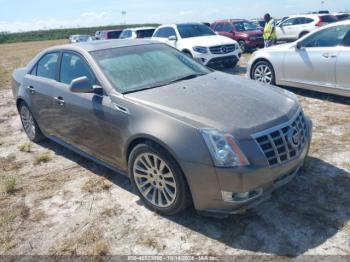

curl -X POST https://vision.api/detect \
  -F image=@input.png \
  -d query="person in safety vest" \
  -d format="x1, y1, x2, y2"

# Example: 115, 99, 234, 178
263, 13, 276, 48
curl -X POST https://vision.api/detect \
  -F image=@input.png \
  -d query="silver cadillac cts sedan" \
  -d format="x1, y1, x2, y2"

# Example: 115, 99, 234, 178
12, 40, 312, 216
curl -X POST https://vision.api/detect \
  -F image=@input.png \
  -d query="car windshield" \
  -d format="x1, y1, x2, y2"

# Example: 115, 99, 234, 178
234, 21, 259, 32
91, 44, 211, 93
177, 24, 216, 38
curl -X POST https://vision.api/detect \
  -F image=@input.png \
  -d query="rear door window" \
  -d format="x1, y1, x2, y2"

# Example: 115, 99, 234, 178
36, 52, 60, 80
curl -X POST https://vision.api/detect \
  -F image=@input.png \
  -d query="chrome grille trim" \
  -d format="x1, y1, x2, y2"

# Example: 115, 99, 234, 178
209, 44, 236, 54
252, 109, 308, 167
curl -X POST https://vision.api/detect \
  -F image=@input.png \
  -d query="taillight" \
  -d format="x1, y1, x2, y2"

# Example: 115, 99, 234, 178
315, 17, 322, 26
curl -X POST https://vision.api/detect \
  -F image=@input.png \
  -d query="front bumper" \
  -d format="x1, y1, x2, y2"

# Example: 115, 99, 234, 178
180, 117, 312, 215
193, 51, 241, 66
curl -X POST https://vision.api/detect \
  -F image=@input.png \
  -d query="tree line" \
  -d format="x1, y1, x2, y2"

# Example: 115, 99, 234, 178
0, 24, 160, 44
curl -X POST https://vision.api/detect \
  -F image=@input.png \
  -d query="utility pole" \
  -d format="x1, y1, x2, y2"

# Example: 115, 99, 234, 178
321, 0, 325, 10
122, 11, 126, 25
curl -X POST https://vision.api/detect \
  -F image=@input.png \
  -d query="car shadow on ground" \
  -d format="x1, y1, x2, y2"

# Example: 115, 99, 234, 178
39, 140, 350, 257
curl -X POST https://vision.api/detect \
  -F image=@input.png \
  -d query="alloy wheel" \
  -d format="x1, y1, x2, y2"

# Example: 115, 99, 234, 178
133, 153, 177, 208
20, 106, 36, 140
254, 64, 273, 84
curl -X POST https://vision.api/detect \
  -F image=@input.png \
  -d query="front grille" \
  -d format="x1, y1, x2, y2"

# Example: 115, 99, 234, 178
253, 110, 308, 166
209, 44, 236, 54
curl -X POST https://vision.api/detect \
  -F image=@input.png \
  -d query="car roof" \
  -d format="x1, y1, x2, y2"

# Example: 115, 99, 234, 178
102, 29, 123, 33
123, 27, 156, 31
45, 39, 157, 52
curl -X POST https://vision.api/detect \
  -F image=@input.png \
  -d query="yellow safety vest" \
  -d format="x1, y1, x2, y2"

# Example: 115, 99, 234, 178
263, 19, 276, 41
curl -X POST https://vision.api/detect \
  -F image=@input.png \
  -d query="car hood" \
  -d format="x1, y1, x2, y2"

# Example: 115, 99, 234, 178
180, 35, 237, 47
125, 71, 299, 139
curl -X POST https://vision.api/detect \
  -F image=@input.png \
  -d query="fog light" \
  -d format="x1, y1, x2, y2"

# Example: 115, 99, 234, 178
222, 188, 263, 203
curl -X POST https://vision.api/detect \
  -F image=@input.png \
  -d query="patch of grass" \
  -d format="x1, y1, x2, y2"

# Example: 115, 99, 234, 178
94, 241, 109, 256
50, 227, 104, 255
342, 161, 350, 170
1, 176, 17, 194
137, 237, 159, 250
0, 155, 23, 171
81, 177, 111, 193
341, 129, 350, 142
18, 142, 32, 153
33, 152, 51, 165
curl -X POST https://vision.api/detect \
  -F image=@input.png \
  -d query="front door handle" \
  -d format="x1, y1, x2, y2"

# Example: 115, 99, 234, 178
322, 53, 330, 58
54, 96, 65, 106
26, 86, 35, 94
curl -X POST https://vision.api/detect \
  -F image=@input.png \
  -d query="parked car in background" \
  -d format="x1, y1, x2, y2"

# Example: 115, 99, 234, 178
333, 13, 350, 21
152, 23, 241, 67
12, 40, 311, 216
251, 19, 265, 30
276, 16, 289, 26
95, 31, 101, 40
99, 29, 123, 40
211, 19, 264, 52
68, 35, 93, 43
119, 27, 155, 39
248, 21, 350, 97
276, 14, 338, 41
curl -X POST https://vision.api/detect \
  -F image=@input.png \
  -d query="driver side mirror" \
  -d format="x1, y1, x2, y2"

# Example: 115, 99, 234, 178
168, 35, 177, 41
70, 76, 101, 94
296, 41, 305, 50
231, 30, 235, 36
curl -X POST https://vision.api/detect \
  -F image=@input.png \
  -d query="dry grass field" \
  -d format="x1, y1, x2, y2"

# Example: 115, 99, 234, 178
0, 40, 350, 257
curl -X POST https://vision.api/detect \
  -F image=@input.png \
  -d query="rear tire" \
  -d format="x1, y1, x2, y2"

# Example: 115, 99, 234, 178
128, 142, 191, 216
251, 60, 276, 85
19, 103, 44, 143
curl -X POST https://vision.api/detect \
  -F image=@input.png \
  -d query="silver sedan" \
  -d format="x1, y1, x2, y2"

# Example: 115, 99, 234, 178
247, 20, 350, 97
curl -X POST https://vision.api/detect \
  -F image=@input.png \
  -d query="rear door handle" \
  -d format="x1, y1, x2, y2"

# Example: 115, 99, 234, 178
323, 53, 337, 59
322, 53, 330, 58
54, 96, 65, 106
26, 86, 35, 94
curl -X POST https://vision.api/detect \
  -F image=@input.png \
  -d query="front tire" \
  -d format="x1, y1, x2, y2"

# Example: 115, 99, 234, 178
251, 61, 276, 85
129, 142, 191, 215
19, 103, 44, 142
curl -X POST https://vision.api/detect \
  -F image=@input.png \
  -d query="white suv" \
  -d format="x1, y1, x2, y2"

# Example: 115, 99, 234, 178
276, 14, 338, 41
119, 27, 156, 39
152, 23, 241, 67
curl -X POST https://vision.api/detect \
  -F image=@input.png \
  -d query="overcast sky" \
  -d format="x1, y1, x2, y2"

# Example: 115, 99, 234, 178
0, 0, 349, 32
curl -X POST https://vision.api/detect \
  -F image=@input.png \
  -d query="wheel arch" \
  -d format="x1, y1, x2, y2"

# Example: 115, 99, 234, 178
299, 31, 309, 38
250, 58, 275, 79
125, 135, 194, 202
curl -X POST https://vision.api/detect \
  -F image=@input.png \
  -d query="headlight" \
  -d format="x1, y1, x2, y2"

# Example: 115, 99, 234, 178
201, 129, 249, 167
192, 46, 208, 54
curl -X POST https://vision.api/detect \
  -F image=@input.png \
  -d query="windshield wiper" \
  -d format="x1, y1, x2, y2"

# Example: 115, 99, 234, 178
167, 73, 206, 85
122, 73, 206, 94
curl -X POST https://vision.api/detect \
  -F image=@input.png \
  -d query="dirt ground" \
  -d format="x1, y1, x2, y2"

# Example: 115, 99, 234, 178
0, 40, 350, 257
